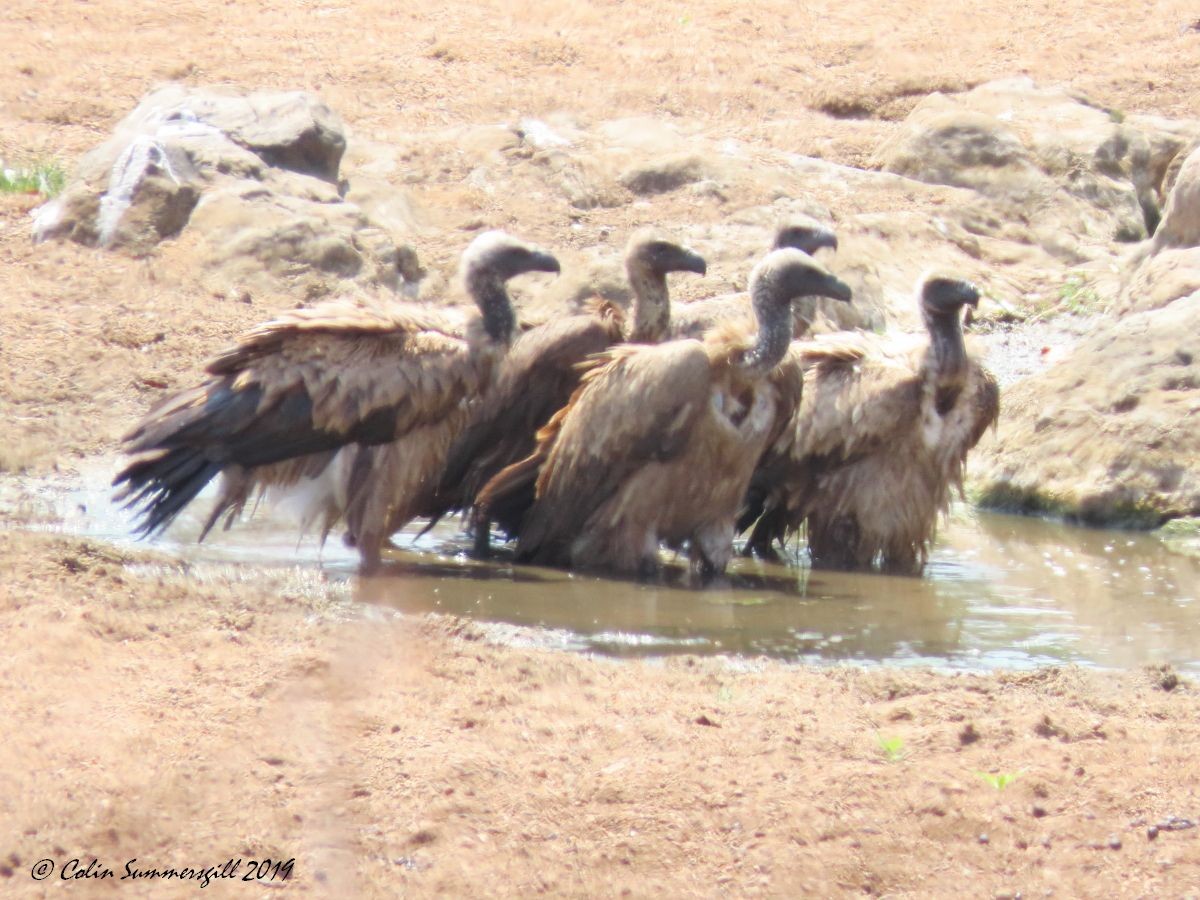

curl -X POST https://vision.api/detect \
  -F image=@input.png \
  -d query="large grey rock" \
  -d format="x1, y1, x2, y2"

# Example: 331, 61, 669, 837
619, 153, 712, 195
973, 292, 1200, 527
874, 79, 1154, 246
1151, 144, 1200, 250
32, 84, 417, 295
1117, 145, 1200, 313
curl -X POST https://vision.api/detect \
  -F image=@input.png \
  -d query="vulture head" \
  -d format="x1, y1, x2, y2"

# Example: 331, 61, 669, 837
773, 217, 839, 257
461, 231, 561, 343
624, 227, 707, 342
742, 249, 853, 375
625, 228, 708, 280
920, 274, 980, 324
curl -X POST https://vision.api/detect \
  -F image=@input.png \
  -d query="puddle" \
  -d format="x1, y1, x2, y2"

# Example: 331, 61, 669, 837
4, 459, 1198, 673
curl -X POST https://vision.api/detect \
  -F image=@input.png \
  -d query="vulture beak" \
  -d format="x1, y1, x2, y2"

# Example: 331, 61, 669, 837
529, 251, 562, 276
809, 228, 839, 255
961, 282, 981, 308
676, 247, 708, 277
823, 273, 854, 304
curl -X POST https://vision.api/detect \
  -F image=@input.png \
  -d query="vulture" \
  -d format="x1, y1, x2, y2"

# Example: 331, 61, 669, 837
114, 231, 561, 571
669, 218, 838, 340
738, 274, 1000, 574
478, 248, 853, 579
426, 228, 707, 555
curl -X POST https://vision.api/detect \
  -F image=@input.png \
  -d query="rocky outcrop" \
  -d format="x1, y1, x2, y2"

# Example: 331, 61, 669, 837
972, 291, 1200, 526
874, 79, 1158, 250
33, 84, 419, 296
1117, 144, 1200, 314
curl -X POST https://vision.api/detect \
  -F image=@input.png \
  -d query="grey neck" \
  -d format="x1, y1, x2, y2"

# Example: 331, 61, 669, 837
626, 266, 669, 343
468, 271, 517, 345
739, 283, 793, 377
791, 296, 818, 337
924, 309, 968, 412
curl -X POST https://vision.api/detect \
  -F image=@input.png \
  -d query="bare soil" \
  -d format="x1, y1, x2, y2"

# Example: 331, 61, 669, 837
2, 1, 1199, 895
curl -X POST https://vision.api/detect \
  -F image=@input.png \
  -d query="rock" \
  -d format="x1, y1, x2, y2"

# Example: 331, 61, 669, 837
876, 107, 1044, 198
1117, 145, 1200, 313
1117, 247, 1200, 314
619, 153, 712, 195
874, 79, 1154, 247
1151, 144, 1200, 249
520, 251, 631, 323
973, 292, 1200, 527
32, 84, 416, 294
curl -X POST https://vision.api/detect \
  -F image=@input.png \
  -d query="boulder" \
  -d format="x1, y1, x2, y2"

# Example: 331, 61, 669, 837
1150, 144, 1200, 250
32, 84, 417, 295
619, 153, 712, 195
874, 79, 1154, 247
972, 292, 1200, 527
1117, 144, 1200, 313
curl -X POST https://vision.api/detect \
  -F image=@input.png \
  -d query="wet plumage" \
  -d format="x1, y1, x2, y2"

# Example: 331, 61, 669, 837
114, 231, 560, 571
739, 274, 1000, 574
479, 248, 852, 579
427, 230, 706, 554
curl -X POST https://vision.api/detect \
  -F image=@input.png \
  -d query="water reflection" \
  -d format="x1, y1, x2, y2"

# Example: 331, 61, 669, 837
6, 462, 1198, 673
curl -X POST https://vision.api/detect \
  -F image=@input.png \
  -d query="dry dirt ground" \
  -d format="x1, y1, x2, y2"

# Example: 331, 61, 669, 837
2, 0, 1200, 896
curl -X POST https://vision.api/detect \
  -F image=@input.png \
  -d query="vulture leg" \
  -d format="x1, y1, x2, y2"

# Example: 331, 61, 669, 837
470, 514, 493, 559
742, 508, 786, 562
807, 514, 862, 571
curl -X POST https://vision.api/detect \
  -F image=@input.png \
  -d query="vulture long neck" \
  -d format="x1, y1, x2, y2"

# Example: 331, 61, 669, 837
924, 309, 969, 415
737, 283, 793, 378
467, 270, 517, 345
626, 265, 670, 344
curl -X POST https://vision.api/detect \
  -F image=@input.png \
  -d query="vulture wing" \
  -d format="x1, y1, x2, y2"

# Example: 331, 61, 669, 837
484, 341, 710, 560
115, 298, 487, 537
792, 332, 923, 465
433, 305, 623, 519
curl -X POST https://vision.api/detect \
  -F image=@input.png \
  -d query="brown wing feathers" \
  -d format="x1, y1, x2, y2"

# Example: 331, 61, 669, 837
114, 314, 455, 537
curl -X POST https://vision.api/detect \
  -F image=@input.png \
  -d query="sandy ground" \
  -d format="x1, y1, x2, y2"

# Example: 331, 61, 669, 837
2, 0, 1200, 895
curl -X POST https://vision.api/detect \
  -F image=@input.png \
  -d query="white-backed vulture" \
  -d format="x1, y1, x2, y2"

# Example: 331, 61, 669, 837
669, 218, 838, 340
738, 274, 1000, 574
424, 229, 707, 555
478, 248, 853, 579
114, 231, 561, 570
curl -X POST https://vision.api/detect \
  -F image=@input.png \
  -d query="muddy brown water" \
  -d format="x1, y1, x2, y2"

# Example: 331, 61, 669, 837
8, 460, 1199, 673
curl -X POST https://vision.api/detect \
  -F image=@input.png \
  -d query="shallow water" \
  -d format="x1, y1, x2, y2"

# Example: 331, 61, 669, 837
7, 460, 1199, 673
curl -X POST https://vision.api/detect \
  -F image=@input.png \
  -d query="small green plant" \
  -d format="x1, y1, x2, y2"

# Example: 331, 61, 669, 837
876, 733, 906, 762
977, 770, 1023, 790
0, 162, 67, 198
1056, 272, 1102, 315
1108, 108, 1125, 124
716, 685, 734, 704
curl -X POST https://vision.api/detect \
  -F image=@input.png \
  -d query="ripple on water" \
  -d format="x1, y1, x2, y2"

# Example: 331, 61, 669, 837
6, 459, 1200, 674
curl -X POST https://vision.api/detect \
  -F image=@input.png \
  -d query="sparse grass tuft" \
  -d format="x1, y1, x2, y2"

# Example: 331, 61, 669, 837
876, 733, 906, 762
1055, 272, 1103, 315
0, 162, 68, 198
977, 770, 1024, 790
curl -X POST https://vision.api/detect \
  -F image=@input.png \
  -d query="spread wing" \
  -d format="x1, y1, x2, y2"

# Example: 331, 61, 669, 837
480, 341, 710, 560
114, 297, 489, 537
432, 306, 623, 521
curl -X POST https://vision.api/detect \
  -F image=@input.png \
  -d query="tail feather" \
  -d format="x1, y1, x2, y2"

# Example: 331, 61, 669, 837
115, 448, 223, 538
476, 452, 542, 541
